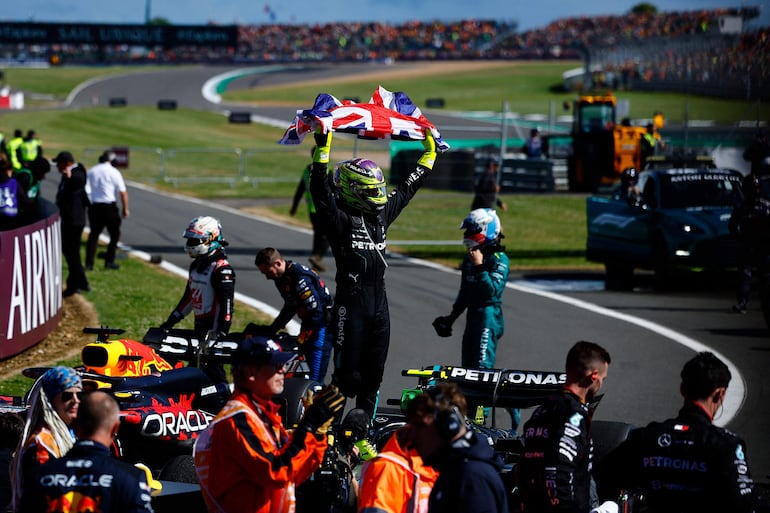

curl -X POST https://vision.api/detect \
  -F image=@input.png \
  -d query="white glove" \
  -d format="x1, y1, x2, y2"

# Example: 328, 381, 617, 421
590, 501, 619, 513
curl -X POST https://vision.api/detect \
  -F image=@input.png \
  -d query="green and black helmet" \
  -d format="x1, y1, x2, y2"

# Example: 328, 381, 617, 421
333, 158, 388, 213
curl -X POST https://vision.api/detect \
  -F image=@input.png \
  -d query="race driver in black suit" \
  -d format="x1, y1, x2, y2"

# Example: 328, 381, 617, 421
309, 128, 437, 425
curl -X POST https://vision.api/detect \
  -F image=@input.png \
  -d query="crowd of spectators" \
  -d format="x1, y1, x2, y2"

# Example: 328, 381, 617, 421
0, 7, 767, 98
493, 7, 754, 58
590, 31, 769, 99
2, 7, 762, 64
236, 19, 511, 62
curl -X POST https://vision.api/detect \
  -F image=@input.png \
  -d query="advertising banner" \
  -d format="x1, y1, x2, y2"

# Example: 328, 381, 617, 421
0, 23, 238, 47
0, 209, 62, 359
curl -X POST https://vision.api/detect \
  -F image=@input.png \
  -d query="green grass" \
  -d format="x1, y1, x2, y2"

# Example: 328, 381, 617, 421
3, 62, 737, 270
6, 60, 731, 394
222, 61, 769, 123
1, 61, 724, 269
1, 105, 389, 198
265, 191, 591, 268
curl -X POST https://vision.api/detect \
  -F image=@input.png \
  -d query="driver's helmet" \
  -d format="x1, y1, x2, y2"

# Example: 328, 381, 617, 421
183, 216, 226, 258
461, 208, 501, 249
621, 167, 639, 186
333, 158, 388, 213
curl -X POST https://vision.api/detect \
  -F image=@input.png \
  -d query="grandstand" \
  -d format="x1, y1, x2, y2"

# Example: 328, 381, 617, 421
0, 6, 767, 100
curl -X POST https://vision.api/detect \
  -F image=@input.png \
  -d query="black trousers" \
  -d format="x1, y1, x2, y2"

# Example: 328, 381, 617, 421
61, 223, 88, 291
86, 203, 122, 267
309, 212, 329, 257
331, 284, 390, 422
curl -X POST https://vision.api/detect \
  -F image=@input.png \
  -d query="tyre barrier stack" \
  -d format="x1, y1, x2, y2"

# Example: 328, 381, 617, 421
228, 112, 252, 124
157, 100, 178, 110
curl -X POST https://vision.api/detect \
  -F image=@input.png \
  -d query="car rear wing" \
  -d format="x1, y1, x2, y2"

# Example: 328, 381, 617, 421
141, 328, 307, 374
142, 328, 240, 363
400, 365, 568, 409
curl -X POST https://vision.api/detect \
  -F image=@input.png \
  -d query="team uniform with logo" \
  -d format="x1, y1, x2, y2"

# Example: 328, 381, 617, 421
518, 391, 594, 513
20, 439, 153, 513
595, 402, 754, 513
309, 159, 431, 419
17, 427, 70, 498
453, 250, 509, 372
168, 249, 235, 336
269, 261, 333, 382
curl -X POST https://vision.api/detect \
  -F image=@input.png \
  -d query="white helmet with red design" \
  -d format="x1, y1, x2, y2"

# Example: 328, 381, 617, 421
461, 208, 501, 249
183, 216, 226, 258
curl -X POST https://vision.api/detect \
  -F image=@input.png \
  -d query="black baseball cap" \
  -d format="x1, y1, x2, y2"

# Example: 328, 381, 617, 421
54, 151, 75, 164
234, 335, 296, 368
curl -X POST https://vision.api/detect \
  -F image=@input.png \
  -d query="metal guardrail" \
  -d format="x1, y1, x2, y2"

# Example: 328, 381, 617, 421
82, 139, 387, 188
83, 146, 301, 188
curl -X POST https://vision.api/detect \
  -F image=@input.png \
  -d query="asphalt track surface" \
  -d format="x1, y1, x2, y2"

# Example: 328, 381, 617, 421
58, 63, 770, 482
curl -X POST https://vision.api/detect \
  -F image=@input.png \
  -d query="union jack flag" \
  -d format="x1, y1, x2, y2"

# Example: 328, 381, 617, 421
278, 86, 450, 152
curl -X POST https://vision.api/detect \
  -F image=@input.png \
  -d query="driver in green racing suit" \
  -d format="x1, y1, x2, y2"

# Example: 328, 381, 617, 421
434, 208, 518, 431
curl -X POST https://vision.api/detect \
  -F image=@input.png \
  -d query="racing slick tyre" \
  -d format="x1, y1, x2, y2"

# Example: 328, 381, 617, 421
275, 378, 322, 430
604, 263, 634, 291
590, 420, 635, 464
158, 454, 197, 484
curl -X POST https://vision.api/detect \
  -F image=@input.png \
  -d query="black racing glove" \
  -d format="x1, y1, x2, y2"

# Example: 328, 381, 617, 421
160, 311, 182, 330
432, 316, 453, 338
297, 385, 345, 436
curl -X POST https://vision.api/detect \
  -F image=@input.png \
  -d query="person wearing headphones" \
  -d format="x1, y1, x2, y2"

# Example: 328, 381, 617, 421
357, 423, 438, 513
594, 352, 755, 513
517, 341, 612, 513
404, 382, 508, 513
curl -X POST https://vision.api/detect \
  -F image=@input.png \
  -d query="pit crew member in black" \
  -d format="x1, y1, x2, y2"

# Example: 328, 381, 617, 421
255, 246, 333, 383
309, 128, 437, 422
161, 216, 235, 383
21, 391, 154, 513
594, 352, 755, 513
518, 341, 611, 513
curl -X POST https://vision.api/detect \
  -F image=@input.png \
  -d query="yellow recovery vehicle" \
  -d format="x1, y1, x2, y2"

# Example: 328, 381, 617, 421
566, 92, 663, 192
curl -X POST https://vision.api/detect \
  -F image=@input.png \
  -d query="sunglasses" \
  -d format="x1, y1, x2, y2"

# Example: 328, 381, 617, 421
60, 391, 86, 402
